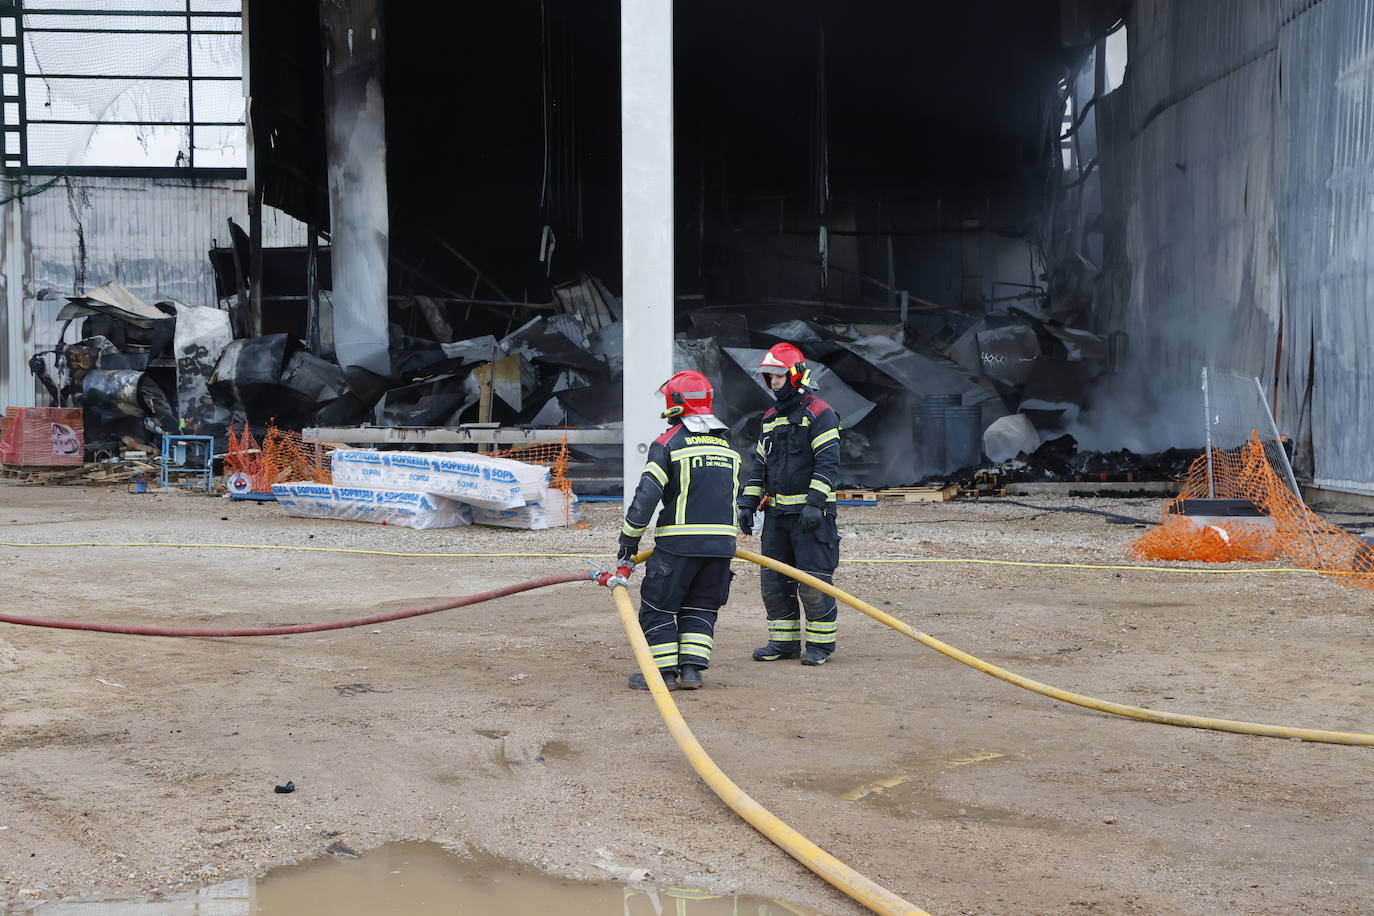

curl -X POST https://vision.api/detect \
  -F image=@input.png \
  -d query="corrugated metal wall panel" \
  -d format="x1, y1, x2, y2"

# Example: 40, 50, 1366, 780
1100, 0, 1374, 491
1096, 0, 1284, 451
4, 176, 306, 406
1279, 0, 1374, 491
28, 177, 247, 307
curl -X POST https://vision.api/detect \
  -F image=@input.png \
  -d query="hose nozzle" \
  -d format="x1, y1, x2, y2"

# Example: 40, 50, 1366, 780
591, 563, 634, 588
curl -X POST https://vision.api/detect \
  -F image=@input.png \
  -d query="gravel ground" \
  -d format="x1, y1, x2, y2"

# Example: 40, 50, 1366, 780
1, 482, 1371, 914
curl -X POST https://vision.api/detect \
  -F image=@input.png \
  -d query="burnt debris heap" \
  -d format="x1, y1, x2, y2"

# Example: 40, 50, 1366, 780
31, 1, 1144, 490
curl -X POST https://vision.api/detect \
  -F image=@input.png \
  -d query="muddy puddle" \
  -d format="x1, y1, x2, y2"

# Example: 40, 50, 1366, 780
799, 748, 1055, 828
4, 842, 809, 914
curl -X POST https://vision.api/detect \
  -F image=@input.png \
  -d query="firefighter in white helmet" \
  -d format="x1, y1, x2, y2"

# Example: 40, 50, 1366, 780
736, 343, 842, 666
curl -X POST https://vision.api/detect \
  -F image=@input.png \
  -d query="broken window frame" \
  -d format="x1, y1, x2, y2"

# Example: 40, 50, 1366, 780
0, 1, 245, 177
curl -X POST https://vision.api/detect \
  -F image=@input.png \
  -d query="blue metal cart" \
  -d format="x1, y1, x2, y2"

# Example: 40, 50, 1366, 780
160, 435, 215, 492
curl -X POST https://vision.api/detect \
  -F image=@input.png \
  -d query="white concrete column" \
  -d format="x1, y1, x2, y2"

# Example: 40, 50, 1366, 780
0, 194, 31, 408
621, 0, 675, 504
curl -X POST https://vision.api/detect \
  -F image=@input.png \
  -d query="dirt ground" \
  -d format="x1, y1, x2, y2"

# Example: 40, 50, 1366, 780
1, 481, 1371, 915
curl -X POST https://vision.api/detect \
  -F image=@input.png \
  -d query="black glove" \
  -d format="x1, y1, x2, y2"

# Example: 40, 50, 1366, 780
736, 506, 754, 536
617, 534, 640, 564
800, 503, 823, 532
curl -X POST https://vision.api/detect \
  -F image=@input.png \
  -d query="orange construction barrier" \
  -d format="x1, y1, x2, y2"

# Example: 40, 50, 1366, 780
226, 423, 334, 494
1132, 432, 1374, 588
490, 438, 584, 528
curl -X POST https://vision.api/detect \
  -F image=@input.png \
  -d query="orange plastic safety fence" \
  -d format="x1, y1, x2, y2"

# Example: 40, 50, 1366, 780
224, 423, 258, 482
490, 439, 585, 529
225, 423, 334, 494
1131, 433, 1374, 588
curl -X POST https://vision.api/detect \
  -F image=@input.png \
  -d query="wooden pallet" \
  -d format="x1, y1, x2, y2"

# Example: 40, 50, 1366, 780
3, 460, 159, 486
875, 484, 959, 503
958, 487, 1007, 499
836, 488, 878, 501
1, 463, 72, 479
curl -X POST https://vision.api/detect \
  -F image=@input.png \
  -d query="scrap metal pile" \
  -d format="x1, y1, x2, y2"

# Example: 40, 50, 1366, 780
31, 276, 1179, 489
29, 280, 345, 456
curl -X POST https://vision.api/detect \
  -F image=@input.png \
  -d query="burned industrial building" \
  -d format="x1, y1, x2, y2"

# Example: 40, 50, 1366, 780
8, 5, 1374, 914
201, 0, 1120, 492
2, 1, 1371, 500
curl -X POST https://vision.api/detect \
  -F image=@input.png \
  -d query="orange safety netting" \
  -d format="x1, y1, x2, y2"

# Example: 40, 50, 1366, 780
226, 423, 334, 493
1131, 432, 1374, 587
490, 439, 586, 529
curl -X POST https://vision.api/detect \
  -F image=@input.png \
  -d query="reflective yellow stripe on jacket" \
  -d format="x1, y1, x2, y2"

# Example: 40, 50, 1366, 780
653, 523, 739, 537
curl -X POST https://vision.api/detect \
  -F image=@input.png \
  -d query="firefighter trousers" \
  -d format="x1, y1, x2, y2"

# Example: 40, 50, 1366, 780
758, 509, 840, 655
638, 549, 733, 672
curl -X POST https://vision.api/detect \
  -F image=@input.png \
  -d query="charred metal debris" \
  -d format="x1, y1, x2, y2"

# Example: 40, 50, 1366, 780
29, 273, 1185, 492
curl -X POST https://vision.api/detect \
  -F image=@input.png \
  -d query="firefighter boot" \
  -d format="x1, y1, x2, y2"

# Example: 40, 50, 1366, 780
800, 645, 832, 666
629, 670, 679, 690
678, 665, 705, 690
752, 642, 801, 661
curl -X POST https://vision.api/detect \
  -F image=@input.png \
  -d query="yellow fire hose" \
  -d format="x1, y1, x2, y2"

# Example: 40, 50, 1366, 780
609, 581, 931, 916
611, 547, 1371, 915
734, 547, 1374, 747
3, 538, 1367, 914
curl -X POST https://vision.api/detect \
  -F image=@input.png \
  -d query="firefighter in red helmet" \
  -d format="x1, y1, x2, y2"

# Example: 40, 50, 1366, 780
736, 343, 842, 666
617, 371, 742, 691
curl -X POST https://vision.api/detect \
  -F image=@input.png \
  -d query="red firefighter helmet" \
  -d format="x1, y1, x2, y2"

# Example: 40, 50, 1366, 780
757, 342, 814, 390
659, 370, 715, 418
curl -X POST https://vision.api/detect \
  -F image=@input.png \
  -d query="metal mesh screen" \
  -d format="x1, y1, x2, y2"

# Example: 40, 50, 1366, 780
1201, 366, 1301, 498
1, 2, 244, 171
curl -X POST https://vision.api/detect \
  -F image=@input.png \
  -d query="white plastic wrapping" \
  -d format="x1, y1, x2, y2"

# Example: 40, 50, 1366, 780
329, 449, 543, 510
272, 482, 473, 530
468, 489, 581, 530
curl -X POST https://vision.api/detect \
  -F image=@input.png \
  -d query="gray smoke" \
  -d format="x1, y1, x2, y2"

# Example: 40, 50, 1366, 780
1069, 363, 1206, 453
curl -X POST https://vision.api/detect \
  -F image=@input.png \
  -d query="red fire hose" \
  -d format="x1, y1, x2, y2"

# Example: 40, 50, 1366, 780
0, 571, 590, 637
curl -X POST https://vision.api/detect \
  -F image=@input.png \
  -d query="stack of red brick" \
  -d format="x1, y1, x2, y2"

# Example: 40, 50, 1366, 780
0, 407, 84, 467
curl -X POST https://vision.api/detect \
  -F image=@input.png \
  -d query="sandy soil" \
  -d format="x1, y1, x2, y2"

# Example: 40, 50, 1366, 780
0, 482, 1371, 915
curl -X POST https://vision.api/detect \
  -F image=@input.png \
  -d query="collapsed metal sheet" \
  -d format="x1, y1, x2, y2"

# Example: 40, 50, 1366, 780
208, 334, 289, 423
757, 319, 824, 347
81, 369, 175, 433
587, 322, 623, 379
672, 337, 766, 430
759, 321, 850, 361
688, 312, 750, 348
945, 320, 987, 376
278, 350, 347, 417
976, 324, 1040, 387
834, 336, 979, 400
1041, 322, 1107, 362
500, 317, 604, 373
552, 368, 595, 393
385, 392, 467, 426
552, 275, 621, 330
388, 333, 499, 388
673, 338, 727, 390
172, 302, 233, 438
556, 383, 622, 426
546, 314, 594, 350
58, 281, 169, 329
722, 347, 876, 427
440, 335, 500, 365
